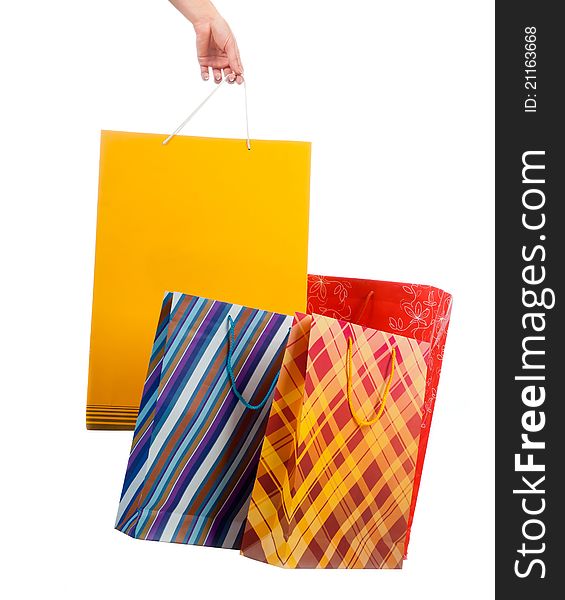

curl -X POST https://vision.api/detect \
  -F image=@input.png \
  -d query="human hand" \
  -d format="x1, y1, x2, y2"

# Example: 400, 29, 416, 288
169, 0, 244, 84
194, 12, 243, 84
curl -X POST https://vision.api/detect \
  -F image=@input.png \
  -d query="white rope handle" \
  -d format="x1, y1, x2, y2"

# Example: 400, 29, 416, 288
162, 79, 251, 150
243, 80, 250, 151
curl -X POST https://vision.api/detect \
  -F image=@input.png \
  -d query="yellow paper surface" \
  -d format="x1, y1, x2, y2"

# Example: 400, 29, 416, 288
87, 131, 310, 429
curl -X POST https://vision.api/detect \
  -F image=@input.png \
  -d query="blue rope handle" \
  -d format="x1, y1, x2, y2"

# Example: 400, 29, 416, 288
226, 315, 282, 410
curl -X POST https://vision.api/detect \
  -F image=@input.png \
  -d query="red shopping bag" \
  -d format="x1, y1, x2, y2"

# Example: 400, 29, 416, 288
306, 275, 452, 554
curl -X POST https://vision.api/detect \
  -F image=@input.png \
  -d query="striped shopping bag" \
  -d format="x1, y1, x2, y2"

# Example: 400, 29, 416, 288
240, 312, 430, 568
115, 292, 292, 548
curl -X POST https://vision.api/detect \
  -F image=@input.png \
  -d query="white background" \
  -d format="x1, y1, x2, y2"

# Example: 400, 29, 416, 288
0, 1, 494, 598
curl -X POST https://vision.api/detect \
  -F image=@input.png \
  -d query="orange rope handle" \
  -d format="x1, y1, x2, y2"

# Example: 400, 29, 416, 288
355, 290, 375, 324
346, 337, 396, 427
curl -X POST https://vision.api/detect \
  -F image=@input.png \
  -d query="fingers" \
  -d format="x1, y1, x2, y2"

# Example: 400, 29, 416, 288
235, 46, 244, 75
201, 66, 237, 84
212, 68, 222, 83
225, 37, 244, 84
195, 27, 212, 82
224, 67, 236, 84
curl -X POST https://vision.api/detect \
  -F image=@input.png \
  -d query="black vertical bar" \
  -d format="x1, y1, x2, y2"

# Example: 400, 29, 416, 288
496, 2, 564, 598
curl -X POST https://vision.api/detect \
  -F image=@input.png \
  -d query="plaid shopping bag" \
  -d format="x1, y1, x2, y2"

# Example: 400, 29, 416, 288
115, 292, 292, 548
306, 275, 452, 553
240, 313, 430, 568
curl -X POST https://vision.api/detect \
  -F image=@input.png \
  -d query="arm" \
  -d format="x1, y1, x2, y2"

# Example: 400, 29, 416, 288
169, 0, 244, 84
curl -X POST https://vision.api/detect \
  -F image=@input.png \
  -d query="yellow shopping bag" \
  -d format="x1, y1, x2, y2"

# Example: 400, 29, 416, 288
87, 131, 310, 429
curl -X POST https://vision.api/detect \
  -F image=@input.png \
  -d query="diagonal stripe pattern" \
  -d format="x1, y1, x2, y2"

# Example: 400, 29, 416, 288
241, 313, 429, 568
115, 292, 292, 548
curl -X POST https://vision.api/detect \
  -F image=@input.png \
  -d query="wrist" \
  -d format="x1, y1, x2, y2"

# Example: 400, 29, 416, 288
183, 0, 219, 26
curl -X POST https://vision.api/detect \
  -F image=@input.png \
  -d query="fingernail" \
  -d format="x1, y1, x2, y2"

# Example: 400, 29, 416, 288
203, 74, 209, 80
215, 74, 221, 81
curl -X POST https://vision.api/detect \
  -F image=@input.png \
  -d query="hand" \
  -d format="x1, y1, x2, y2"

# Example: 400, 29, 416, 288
169, 0, 244, 84
194, 14, 243, 84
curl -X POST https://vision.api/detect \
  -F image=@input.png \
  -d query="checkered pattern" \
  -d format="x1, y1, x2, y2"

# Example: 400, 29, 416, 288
241, 313, 430, 568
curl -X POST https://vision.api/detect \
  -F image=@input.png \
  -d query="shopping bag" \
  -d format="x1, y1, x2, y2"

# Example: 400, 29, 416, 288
240, 313, 430, 568
115, 292, 292, 548
87, 131, 310, 429
306, 275, 452, 554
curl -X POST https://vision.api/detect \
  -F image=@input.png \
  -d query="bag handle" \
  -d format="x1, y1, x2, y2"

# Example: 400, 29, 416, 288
162, 78, 251, 150
346, 337, 396, 427
355, 290, 375, 324
226, 315, 281, 410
